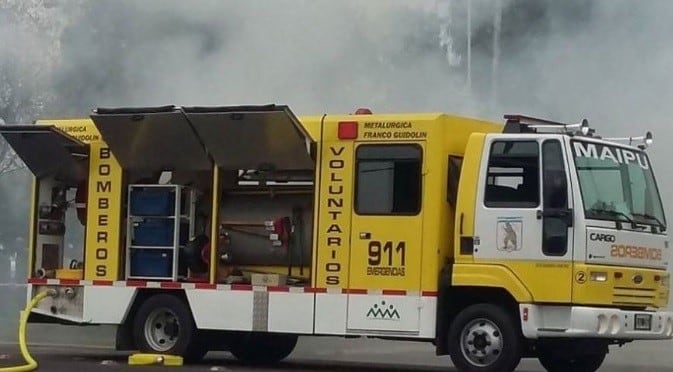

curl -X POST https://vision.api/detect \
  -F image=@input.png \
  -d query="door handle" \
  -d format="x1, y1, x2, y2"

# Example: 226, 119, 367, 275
537, 208, 574, 227
538, 209, 570, 218
359, 232, 371, 239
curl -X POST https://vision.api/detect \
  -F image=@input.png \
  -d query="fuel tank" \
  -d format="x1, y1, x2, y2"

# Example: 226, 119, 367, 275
218, 191, 313, 267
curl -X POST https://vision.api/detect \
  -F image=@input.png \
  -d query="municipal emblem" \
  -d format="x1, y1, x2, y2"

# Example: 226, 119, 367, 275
497, 218, 523, 252
366, 301, 400, 320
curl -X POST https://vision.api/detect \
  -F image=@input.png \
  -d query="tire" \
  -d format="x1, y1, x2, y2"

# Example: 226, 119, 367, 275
448, 303, 523, 372
132, 293, 208, 363
538, 350, 606, 372
229, 332, 298, 365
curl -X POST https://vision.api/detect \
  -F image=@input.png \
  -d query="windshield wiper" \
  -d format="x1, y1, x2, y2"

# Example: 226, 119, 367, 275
587, 208, 644, 230
631, 212, 666, 231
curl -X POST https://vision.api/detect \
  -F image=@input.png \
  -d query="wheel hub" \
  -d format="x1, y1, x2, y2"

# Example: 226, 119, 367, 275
164, 320, 179, 337
144, 308, 180, 352
461, 318, 503, 367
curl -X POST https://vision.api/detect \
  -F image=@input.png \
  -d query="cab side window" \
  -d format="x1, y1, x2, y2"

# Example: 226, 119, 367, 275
542, 139, 569, 256
447, 155, 463, 207
355, 144, 422, 215
484, 140, 539, 208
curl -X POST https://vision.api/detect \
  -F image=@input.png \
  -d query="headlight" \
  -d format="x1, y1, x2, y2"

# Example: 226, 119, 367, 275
590, 272, 608, 282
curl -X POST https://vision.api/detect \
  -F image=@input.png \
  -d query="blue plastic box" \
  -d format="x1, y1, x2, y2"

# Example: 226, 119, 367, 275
132, 219, 189, 246
130, 188, 176, 216
130, 249, 172, 278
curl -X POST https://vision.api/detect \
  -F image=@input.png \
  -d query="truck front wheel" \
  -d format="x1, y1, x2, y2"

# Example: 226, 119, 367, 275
448, 303, 523, 372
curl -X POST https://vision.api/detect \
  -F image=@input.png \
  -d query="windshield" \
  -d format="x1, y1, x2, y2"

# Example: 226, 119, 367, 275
571, 140, 666, 231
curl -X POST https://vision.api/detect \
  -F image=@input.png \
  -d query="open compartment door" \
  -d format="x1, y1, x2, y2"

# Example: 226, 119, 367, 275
89, 105, 212, 171
0, 125, 89, 184
182, 105, 315, 170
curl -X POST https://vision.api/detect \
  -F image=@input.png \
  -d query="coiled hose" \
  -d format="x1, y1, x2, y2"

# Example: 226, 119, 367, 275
0, 289, 57, 371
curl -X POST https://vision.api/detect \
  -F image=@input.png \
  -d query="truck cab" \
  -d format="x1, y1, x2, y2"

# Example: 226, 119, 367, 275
444, 114, 671, 371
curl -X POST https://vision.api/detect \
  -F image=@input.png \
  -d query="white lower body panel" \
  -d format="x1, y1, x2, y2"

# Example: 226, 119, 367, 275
28, 282, 137, 324
314, 291, 348, 335
26, 280, 437, 339
185, 287, 316, 334
313, 290, 436, 338
83, 285, 137, 323
185, 288, 253, 331
520, 303, 673, 340
268, 290, 315, 333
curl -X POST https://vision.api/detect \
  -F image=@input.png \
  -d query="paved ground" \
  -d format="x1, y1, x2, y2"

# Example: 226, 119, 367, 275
1, 334, 673, 371
0, 287, 673, 372
2, 285, 673, 371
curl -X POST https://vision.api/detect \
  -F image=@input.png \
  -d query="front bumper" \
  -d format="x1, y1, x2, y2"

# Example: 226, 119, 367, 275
519, 304, 673, 340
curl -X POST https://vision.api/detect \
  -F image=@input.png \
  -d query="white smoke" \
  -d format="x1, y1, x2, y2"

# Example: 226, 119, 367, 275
2, 0, 673, 233
0, 0, 84, 121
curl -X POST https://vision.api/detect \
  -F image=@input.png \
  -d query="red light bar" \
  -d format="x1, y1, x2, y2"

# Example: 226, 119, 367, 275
338, 121, 358, 139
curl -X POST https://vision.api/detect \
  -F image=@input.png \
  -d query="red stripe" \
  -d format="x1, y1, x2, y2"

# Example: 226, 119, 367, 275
24, 278, 437, 297
160, 282, 181, 289
183, 278, 209, 283
194, 283, 216, 290
231, 284, 253, 291
125, 280, 147, 287
304, 287, 327, 293
92, 280, 113, 286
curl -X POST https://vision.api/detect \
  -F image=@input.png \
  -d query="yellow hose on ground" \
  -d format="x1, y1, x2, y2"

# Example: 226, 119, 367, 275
0, 289, 56, 372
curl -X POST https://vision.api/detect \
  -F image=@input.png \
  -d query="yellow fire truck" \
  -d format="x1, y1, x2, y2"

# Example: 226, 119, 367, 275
0, 105, 670, 372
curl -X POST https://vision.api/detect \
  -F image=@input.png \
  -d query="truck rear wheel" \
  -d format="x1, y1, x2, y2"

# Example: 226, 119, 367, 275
229, 332, 297, 365
132, 293, 208, 363
538, 350, 606, 372
448, 303, 523, 372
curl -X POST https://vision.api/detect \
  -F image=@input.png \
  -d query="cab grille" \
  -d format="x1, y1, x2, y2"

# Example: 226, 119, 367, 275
612, 286, 657, 307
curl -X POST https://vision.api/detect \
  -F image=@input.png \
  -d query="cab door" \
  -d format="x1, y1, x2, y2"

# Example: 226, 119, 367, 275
473, 136, 574, 303
346, 142, 425, 334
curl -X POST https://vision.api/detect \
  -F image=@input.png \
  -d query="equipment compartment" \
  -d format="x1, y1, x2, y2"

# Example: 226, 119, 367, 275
129, 249, 173, 278
132, 219, 190, 247
129, 188, 177, 216
125, 184, 197, 280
